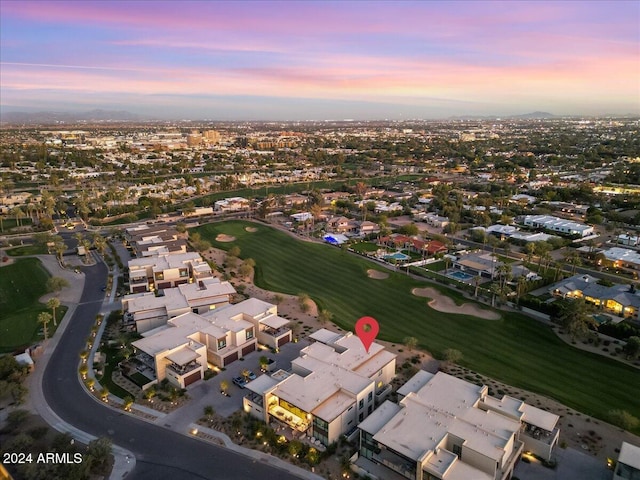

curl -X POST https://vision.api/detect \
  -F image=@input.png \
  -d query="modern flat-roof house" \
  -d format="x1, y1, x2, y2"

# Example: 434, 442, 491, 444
521, 215, 594, 237
550, 274, 639, 321
123, 277, 236, 333
128, 252, 213, 293
243, 329, 396, 446
124, 224, 188, 257
132, 298, 291, 387
614, 442, 640, 480
355, 371, 559, 480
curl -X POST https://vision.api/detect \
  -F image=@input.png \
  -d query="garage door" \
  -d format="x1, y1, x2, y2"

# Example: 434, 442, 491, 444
242, 343, 256, 356
184, 370, 201, 386
223, 351, 238, 366
278, 335, 290, 347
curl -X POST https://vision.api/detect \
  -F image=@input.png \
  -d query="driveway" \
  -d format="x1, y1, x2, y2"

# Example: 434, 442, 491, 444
514, 448, 611, 480
162, 337, 312, 433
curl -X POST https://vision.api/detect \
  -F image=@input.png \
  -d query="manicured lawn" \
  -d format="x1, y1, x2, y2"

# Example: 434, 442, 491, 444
423, 260, 445, 272
350, 242, 379, 253
0, 258, 66, 352
195, 220, 640, 430
6, 244, 48, 256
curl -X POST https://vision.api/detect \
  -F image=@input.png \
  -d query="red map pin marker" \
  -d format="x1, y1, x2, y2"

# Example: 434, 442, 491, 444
355, 316, 379, 353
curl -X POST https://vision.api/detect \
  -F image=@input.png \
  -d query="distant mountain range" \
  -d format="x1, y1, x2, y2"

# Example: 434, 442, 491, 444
0, 109, 149, 124
448, 111, 556, 120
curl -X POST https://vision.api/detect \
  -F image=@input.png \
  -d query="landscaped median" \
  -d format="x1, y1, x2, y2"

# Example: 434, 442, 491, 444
194, 220, 640, 434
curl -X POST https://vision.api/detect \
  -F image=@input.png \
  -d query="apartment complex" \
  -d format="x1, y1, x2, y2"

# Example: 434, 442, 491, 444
355, 371, 559, 480
243, 329, 396, 446
132, 298, 292, 387
122, 277, 236, 333
128, 252, 214, 293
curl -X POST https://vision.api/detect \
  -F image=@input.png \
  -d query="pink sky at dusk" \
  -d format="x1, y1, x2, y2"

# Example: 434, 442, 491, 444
1, 0, 638, 119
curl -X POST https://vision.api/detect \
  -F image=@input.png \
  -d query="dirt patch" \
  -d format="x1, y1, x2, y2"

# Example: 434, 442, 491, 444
412, 287, 500, 320
367, 269, 389, 280
245, 227, 258, 233
215, 234, 236, 243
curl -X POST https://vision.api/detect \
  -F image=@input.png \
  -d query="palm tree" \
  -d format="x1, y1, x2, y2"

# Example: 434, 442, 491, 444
47, 297, 60, 326
93, 234, 107, 256
525, 242, 536, 264
38, 312, 52, 340
10, 206, 25, 227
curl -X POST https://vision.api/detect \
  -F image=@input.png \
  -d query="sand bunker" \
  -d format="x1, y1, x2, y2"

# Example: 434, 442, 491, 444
367, 269, 389, 280
245, 227, 258, 232
412, 287, 500, 320
215, 234, 236, 243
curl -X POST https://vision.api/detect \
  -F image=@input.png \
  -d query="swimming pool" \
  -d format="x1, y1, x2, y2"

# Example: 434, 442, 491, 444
385, 252, 411, 261
448, 270, 476, 281
592, 314, 612, 325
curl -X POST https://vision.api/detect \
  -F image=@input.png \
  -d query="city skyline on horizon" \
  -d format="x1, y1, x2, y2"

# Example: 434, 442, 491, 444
1, 0, 639, 121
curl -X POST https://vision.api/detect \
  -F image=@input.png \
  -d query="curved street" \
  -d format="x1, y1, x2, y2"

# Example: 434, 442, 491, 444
41, 256, 305, 480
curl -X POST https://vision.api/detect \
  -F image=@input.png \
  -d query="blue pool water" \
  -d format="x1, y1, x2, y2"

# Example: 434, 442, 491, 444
449, 271, 475, 281
385, 252, 411, 261
592, 314, 612, 325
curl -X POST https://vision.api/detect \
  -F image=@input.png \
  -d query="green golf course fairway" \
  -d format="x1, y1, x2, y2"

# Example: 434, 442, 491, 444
0, 258, 64, 352
195, 220, 640, 431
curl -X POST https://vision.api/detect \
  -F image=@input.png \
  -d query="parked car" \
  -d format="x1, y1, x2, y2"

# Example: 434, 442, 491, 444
232, 376, 247, 388
247, 370, 257, 381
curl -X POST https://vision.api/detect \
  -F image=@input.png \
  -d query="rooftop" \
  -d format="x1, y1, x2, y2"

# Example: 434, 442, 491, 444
619, 441, 640, 471
273, 356, 372, 421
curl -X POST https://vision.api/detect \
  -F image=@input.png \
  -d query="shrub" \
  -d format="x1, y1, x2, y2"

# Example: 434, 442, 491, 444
607, 409, 640, 430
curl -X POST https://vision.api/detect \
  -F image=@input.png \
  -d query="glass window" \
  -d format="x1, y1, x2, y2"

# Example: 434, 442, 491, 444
368, 391, 373, 402
217, 338, 226, 349
359, 399, 364, 409
453, 444, 462, 458
246, 328, 254, 340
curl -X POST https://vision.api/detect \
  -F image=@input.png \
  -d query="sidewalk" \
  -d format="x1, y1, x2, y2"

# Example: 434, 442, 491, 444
23, 255, 137, 480
191, 424, 325, 480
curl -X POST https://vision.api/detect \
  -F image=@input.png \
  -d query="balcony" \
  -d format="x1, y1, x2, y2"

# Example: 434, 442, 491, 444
136, 352, 156, 369
244, 391, 264, 407
372, 448, 416, 479
522, 423, 559, 446
268, 404, 310, 432
263, 326, 291, 338
167, 361, 200, 376
375, 384, 393, 405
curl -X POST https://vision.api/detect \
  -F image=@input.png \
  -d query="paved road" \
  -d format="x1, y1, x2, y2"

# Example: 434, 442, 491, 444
42, 260, 304, 480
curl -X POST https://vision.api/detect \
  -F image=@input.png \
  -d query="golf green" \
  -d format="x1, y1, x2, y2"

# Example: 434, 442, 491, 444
195, 220, 640, 431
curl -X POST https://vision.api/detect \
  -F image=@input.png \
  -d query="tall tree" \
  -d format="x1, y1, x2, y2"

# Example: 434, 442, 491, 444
38, 312, 52, 340
554, 299, 596, 341
47, 297, 61, 326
